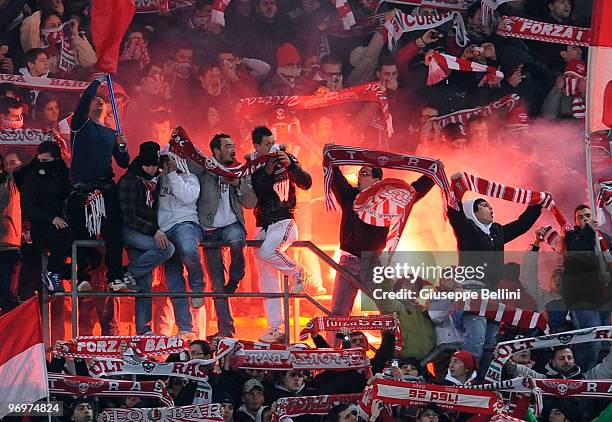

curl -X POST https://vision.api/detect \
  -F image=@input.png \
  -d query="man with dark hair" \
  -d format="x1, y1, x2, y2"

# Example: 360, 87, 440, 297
310, 54, 343, 92
66, 76, 134, 292
562, 204, 611, 371
376, 58, 399, 92
68, 398, 95, 422
119, 141, 175, 335
34, 92, 60, 129
233, 379, 266, 422
188, 133, 256, 338
545, 0, 573, 24
0, 97, 24, 129
250, 126, 311, 342
22, 48, 50, 78
216, 46, 270, 98
328, 163, 435, 344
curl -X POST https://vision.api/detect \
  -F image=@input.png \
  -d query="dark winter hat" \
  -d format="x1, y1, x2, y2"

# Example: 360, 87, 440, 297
371, 167, 383, 180
138, 141, 160, 166
37, 140, 61, 158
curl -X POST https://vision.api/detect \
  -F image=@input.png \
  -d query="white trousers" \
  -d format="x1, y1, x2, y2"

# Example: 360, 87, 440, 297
254, 219, 299, 329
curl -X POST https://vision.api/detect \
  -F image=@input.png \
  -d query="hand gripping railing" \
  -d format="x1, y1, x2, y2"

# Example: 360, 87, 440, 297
42, 239, 367, 345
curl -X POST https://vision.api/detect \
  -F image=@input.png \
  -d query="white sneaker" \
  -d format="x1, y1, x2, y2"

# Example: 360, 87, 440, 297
290, 268, 305, 294
259, 328, 285, 343
192, 297, 204, 308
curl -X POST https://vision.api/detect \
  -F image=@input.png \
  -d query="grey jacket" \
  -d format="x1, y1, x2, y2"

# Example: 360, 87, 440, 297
188, 160, 257, 230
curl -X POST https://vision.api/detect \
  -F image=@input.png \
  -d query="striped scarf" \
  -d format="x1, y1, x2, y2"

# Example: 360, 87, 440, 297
427, 51, 504, 85
40, 23, 77, 72
458, 298, 550, 334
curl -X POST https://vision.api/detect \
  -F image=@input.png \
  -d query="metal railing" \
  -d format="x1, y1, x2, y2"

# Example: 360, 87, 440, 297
42, 239, 367, 346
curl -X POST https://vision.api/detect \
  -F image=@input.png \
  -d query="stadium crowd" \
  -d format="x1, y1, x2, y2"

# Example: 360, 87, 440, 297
0, 0, 611, 420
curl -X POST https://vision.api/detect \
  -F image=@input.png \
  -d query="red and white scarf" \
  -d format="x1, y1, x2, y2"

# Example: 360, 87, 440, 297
89, 358, 212, 382
429, 93, 520, 128
119, 37, 151, 70
247, 144, 290, 202
336, 0, 356, 30
485, 326, 612, 382
48, 373, 174, 406
41, 23, 77, 72
451, 172, 571, 232
299, 315, 403, 352
139, 176, 158, 208
353, 178, 416, 256
427, 51, 504, 85
211, 0, 231, 25
322, 144, 457, 212
0, 73, 90, 92
227, 341, 371, 371
54, 335, 188, 359
135, 0, 193, 14
371, 378, 506, 416
239, 82, 393, 137
272, 394, 362, 422
326, 13, 387, 38
169, 126, 274, 180
100, 404, 223, 422
384, 10, 468, 50
497, 15, 590, 46
458, 298, 550, 334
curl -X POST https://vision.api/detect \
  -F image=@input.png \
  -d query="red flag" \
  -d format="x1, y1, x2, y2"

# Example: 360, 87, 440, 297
91, 0, 136, 74
586, 0, 612, 132
0, 297, 49, 418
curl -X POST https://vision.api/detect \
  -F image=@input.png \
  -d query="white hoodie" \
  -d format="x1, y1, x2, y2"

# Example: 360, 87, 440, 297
158, 170, 200, 232
462, 198, 492, 235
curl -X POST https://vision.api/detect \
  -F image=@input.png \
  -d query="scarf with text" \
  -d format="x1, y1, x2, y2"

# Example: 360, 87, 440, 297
355, 178, 417, 256
239, 82, 393, 137
322, 144, 457, 212
451, 171, 570, 232
427, 51, 504, 85
0, 128, 70, 159
471, 377, 612, 417
272, 394, 362, 422
485, 326, 612, 382
100, 404, 223, 422
371, 378, 506, 415
384, 10, 468, 51
228, 342, 371, 371
168, 126, 273, 179
497, 15, 590, 46
89, 358, 212, 382
458, 298, 550, 334
48, 373, 174, 406
40, 23, 77, 72
429, 93, 520, 128
0, 73, 90, 92
299, 315, 403, 352
54, 335, 188, 359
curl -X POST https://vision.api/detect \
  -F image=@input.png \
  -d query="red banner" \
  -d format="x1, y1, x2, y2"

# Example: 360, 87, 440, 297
92, 0, 136, 74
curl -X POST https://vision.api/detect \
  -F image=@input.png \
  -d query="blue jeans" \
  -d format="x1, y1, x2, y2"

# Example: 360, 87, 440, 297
461, 313, 499, 374
202, 222, 246, 336
571, 310, 609, 372
165, 221, 205, 332
123, 228, 175, 334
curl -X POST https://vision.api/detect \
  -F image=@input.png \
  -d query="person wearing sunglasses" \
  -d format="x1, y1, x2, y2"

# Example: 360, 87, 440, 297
327, 159, 435, 347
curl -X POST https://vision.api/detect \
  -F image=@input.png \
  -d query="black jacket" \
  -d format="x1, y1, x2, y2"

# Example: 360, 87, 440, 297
332, 168, 435, 257
562, 225, 612, 307
448, 202, 542, 288
21, 158, 71, 225
251, 154, 312, 228
118, 159, 161, 235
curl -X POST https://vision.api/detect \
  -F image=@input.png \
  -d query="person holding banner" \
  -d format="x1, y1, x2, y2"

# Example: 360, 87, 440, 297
66, 75, 135, 292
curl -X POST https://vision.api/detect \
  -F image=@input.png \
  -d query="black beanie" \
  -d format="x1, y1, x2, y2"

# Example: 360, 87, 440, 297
37, 140, 61, 159
138, 141, 160, 166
